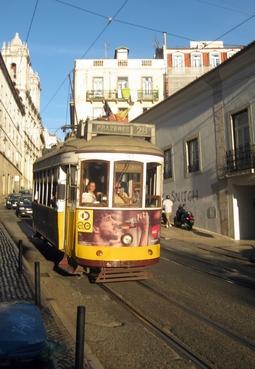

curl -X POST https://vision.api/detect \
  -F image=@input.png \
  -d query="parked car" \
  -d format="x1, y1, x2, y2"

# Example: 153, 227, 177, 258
5, 194, 21, 209
16, 196, 33, 217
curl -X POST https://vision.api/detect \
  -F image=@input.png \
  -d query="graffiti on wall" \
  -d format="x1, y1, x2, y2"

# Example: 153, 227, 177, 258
170, 190, 199, 203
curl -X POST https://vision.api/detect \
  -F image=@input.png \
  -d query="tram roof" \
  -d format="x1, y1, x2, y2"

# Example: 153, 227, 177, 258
34, 135, 163, 170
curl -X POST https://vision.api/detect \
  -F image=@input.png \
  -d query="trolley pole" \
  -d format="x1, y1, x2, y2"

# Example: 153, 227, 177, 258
34, 261, 41, 306
18, 240, 23, 274
75, 305, 86, 369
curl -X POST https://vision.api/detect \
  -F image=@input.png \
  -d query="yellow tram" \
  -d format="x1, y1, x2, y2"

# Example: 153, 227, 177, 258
32, 120, 163, 281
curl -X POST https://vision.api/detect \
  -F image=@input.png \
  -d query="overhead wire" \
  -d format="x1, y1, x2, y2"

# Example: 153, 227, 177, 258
194, 0, 251, 16
25, 0, 40, 43
53, 0, 192, 41
202, 13, 255, 48
42, 0, 129, 113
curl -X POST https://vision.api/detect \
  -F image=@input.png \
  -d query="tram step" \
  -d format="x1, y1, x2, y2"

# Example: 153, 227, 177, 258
96, 267, 151, 283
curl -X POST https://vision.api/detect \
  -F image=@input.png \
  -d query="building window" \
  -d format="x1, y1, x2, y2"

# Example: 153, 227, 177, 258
173, 53, 184, 68
191, 53, 202, 67
226, 109, 252, 172
210, 52, 220, 67
232, 109, 250, 149
187, 138, 200, 173
93, 60, 104, 67
142, 76, 153, 96
93, 77, 103, 97
142, 60, 152, 67
10, 63, 17, 79
164, 148, 172, 179
117, 77, 129, 99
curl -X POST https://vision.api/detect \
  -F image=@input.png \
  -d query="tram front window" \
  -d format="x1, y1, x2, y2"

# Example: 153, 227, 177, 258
80, 160, 108, 206
113, 161, 143, 207
146, 162, 162, 208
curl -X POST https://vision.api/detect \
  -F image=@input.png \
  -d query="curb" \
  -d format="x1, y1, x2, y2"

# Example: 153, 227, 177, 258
0, 219, 104, 369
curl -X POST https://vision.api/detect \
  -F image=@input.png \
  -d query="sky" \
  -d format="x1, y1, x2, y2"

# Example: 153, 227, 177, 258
1, 0, 255, 138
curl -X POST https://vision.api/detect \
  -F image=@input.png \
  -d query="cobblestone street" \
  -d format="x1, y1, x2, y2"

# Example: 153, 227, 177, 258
0, 222, 85, 369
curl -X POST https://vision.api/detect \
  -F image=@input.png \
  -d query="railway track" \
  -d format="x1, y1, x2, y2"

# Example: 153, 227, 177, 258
161, 246, 255, 290
137, 280, 255, 352
101, 283, 216, 369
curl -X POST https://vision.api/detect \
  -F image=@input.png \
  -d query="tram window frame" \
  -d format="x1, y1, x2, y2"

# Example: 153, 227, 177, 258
39, 172, 43, 204
113, 161, 143, 208
68, 165, 77, 203
80, 160, 109, 207
146, 162, 162, 208
43, 171, 47, 206
46, 170, 52, 207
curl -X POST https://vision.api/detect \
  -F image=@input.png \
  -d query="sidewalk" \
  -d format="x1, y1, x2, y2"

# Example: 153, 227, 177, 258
160, 224, 255, 286
161, 224, 255, 260
0, 222, 83, 369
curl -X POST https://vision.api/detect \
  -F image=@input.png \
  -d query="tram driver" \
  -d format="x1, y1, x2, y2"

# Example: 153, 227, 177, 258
82, 181, 97, 203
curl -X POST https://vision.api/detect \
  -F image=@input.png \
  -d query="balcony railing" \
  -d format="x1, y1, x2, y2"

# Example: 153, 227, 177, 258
137, 90, 159, 101
225, 144, 255, 174
86, 89, 131, 102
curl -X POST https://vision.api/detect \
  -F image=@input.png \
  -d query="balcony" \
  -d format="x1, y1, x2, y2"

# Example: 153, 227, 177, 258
137, 90, 159, 102
225, 144, 255, 175
86, 89, 131, 102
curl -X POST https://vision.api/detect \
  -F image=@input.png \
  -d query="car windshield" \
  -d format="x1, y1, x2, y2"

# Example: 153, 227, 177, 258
20, 197, 32, 204
10, 194, 20, 199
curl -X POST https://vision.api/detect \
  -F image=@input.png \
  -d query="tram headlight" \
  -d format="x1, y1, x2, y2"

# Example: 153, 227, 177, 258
121, 233, 133, 246
96, 250, 103, 257
148, 249, 153, 255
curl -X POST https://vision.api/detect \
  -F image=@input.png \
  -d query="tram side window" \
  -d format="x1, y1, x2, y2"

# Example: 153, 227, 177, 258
39, 174, 43, 204
69, 166, 77, 202
146, 162, 162, 208
113, 161, 143, 207
47, 170, 52, 206
80, 160, 108, 206
51, 168, 58, 208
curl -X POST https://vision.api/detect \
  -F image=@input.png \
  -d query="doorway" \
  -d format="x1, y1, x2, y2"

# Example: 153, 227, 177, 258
234, 185, 255, 240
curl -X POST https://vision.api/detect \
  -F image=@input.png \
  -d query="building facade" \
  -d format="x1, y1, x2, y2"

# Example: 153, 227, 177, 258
0, 33, 44, 200
0, 53, 25, 198
156, 37, 242, 97
73, 47, 166, 124
134, 41, 255, 240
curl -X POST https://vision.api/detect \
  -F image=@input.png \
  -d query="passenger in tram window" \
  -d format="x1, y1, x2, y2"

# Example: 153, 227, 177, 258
114, 183, 131, 205
82, 181, 97, 203
132, 188, 141, 205
51, 191, 57, 208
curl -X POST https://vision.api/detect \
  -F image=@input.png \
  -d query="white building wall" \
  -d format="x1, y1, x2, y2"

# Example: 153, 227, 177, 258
134, 42, 255, 239
1, 33, 44, 192
74, 54, 165, 123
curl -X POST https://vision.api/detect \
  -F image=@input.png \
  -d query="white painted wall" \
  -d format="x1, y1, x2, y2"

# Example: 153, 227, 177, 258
74, 56, 166, 123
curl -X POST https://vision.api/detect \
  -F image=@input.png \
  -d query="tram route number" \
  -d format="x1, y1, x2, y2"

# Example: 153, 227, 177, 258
77, 210, 93, 233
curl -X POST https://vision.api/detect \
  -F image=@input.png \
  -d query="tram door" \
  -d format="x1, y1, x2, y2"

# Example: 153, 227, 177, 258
64, 165, 77, 256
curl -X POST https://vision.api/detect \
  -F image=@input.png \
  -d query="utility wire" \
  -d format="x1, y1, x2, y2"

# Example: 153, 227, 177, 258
42, 0, 128, 113
194, 0, 251, 16
202, 13, 255, 48
25, 0, 39, 43
54, 0, 192, 41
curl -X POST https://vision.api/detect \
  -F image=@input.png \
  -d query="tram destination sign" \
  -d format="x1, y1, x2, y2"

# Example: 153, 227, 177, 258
91, 122, 153, 138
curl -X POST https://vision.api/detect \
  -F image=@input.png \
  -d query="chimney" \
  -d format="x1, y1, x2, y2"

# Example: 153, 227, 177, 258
163, 32, 167, 48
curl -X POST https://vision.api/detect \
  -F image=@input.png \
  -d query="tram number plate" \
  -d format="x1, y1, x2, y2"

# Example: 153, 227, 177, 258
77, 210, 93, 233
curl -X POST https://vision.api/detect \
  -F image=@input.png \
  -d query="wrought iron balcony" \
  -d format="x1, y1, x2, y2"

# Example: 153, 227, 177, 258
137, 90, 159, 101
86, 89, 131, 102
225, 144, 255, 174
86, 90, 117, 101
